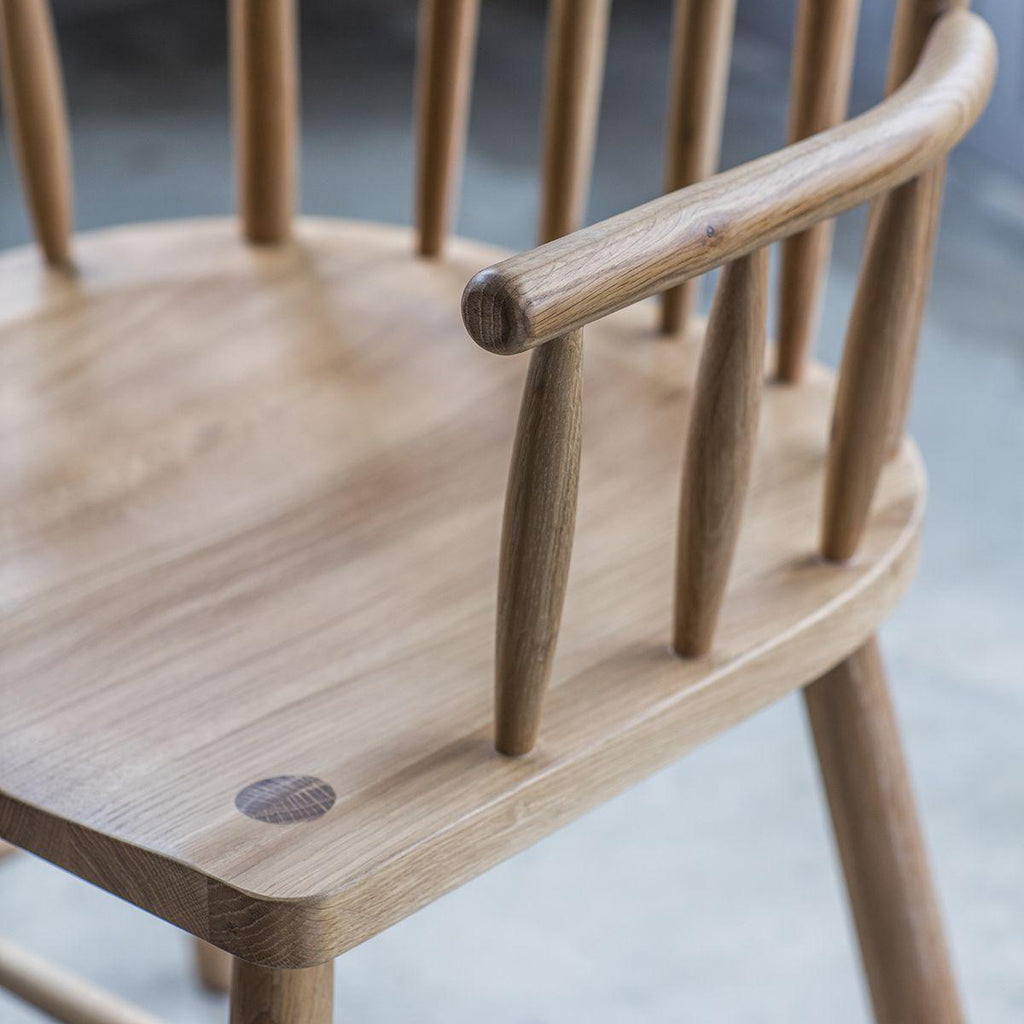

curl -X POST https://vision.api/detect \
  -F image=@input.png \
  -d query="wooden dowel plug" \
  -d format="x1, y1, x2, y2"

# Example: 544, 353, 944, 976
414, 0, 480, 257
776, 0, 860, 380
231, 0, 298, 244
495, 331, 583, 755
0, 0, 73, 265
539, 0, 611, 244
673, 247, 768, 656
659, 0, 736, 337
821, 177, 932, 561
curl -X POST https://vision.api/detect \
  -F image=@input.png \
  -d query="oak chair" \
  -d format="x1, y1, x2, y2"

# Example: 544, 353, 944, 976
0, 0, 996, 1021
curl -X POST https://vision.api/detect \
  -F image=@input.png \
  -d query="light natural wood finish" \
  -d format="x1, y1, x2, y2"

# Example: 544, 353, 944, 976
461, 10, 995, 355
0, 935, 164, 1024
776, 0, 860, 381
538, 0, 611, 243
413, 0, 480, 256
821, 180, 933, 561
495, 331, 583, 755
231, 0, 298, 244
0, 218, 925, 967
805, 638, 963, 1023
659, 0, 736, 336
230, 960, 332, 1024
194, 939, 233, 994
673, 248, 767, 657
0, 0, 73, 265
882, 0, 967, 453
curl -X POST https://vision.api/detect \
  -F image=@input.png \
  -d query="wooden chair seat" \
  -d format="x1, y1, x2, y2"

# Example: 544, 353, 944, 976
0, 216, 924, 969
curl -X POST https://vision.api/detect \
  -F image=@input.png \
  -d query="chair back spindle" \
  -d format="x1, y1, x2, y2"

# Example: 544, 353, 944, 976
659, 0, 737, 337
414, 0, 480, 256
776, 0, 860, 381
673, 247, 768, 655
0, 0, 72, 265
231, 0, 298, 244
493, 0, 609, 756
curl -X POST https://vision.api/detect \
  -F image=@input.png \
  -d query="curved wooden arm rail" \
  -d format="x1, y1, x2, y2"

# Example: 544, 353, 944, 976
461, 10, 995, 356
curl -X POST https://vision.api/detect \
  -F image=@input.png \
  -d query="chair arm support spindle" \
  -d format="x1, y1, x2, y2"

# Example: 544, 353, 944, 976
673, 248, 768, 657
495, 332, 583, 756
0, 0, 73, 266
821, 178, 934, 561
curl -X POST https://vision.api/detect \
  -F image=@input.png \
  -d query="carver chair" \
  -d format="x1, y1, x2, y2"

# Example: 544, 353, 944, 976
0, 0, 996, 1021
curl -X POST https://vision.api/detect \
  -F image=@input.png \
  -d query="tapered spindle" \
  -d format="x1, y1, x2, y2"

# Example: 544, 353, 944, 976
673, 247, 768, 656
776, 0, 860, 381
230, 960, 333, 1024
231, 0, 298, 244
821, 182, 933, 562
880, 0, 968, 448
538, 0, 611, 243
0, 0, 73, 265
659, 0, 736, 337
414, 0, 480, 256
495, 330, 583, 756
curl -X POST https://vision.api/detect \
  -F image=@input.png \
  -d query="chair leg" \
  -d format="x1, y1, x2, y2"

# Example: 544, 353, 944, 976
229, 958, 333, 1024
193, 938, 233, 993
803, 637, 963, 1024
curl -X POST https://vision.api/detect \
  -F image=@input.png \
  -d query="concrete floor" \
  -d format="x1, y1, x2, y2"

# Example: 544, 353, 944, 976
1, 2, 1022, 1021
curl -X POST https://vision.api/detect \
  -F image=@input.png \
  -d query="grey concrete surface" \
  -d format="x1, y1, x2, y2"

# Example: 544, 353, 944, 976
1, 2, 1022, 1021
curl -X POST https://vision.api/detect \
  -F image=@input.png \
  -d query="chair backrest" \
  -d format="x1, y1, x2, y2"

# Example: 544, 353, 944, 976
0, 0, 996, 758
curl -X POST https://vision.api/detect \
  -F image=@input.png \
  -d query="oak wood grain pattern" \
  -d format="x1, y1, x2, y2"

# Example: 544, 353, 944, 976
0, 0, 73, 265
882, 0, 967, 453
495, 332, 582, 755
0, 935, 164, 1024
231, 0, 297, 244
0, 219, 924, 966
194, 939, 233, 994
461, 10, 994, 355
775, 0, 860, 381
659, 0, 736, 336
673, 249, 767, 657
413, 0, 479, 256
230, 960, 332, 1024
805, 638, 963, 1023
821, 180, 933, 561
538, 0, 610, 243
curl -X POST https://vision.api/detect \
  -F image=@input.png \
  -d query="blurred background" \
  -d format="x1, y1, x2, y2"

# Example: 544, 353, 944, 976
1, 1, 1021, 1021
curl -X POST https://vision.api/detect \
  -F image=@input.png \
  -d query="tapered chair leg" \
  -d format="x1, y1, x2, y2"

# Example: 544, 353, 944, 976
193, 938, 233, 993
230, 959, 333, 1024
804, 637, 962, 1024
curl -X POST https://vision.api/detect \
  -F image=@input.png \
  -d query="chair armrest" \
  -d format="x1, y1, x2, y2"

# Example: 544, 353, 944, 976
462, 9, 995, 356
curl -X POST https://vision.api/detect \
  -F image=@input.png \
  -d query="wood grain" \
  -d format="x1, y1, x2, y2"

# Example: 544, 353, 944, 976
0, 934, 164, 1024
194, 939, 233, 994
0, 0, 73, 265
461, 10, 994, 354
805, 638, 963, 1023
659, 0, 736, 336
538, 0, 610, 243
414, 0, 480, 256
0, 219, 925, 967
821, 180, 932, 561
495, 331, 583, 755
230, 960, 332, 1024
231, 0, 298, 244
775, 0, 860, 381
673, 248, 767, 657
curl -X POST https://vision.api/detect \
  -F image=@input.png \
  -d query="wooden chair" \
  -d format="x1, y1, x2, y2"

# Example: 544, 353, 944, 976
0, 0, 995, 1020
